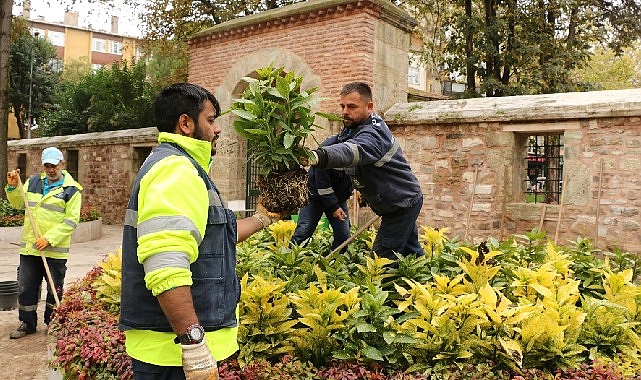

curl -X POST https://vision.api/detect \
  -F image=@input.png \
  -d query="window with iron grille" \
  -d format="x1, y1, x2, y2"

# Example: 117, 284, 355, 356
524, 134, 564, 204
246, 141, 260, 211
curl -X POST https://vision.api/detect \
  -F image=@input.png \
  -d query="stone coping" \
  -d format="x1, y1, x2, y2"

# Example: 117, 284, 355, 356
386, 88, 641, 125
0, 218, 102, 245
8, 127, 157, 150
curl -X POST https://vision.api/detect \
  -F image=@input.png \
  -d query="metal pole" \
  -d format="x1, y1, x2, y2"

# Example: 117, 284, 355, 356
27, 31, 39, 139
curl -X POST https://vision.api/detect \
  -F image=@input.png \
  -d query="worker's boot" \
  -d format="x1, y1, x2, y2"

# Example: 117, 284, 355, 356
9, 322, 36, 339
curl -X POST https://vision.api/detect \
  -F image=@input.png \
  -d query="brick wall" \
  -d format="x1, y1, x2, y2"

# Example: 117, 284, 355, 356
187, 0, 416, 200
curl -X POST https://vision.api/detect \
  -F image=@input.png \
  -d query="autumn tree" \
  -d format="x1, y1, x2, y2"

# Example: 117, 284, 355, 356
9, 16, 59, 139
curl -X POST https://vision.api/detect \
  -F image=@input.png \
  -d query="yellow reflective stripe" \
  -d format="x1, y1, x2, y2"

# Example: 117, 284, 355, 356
40, 203, 65, 213
143, 251, 191, 273
346, 142, 360, 166
124, 209, 138, 227
374, 137, 399, 168
137, 215, 203, 244
317, 187, 335, 195
63, 219, 77, 228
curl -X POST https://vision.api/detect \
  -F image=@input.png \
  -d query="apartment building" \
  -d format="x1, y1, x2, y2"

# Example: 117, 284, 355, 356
8, 4, 142, 139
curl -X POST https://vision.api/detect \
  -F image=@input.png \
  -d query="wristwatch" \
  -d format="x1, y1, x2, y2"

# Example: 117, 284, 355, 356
174, 324, 205, 345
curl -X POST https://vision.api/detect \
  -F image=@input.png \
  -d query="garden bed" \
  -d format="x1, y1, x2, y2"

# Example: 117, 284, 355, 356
0, 218, 102, 244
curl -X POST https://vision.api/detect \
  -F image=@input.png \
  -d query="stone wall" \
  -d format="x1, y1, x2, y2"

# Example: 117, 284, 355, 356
386, 88, 641, 252
7, 128, 158, 224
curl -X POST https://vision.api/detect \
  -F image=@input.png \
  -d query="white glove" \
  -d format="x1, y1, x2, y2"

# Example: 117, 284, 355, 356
253, 198, 282, 228
181, 340, 219, 380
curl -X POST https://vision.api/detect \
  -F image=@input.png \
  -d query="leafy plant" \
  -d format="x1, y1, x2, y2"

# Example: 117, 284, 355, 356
229, 64, 339, 214
48, 264, 132, 379
237, 274, 298, 365
230, 64, 333, 177
0, 198, 25, 227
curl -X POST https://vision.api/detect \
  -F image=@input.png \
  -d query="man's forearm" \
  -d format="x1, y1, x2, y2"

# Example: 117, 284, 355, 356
157, 286, 199, 335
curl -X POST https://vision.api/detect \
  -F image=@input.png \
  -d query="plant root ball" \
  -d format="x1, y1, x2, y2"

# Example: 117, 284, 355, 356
258, 167, 308, 215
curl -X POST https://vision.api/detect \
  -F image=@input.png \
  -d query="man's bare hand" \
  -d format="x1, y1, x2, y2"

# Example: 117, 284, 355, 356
332, 208, 347, 221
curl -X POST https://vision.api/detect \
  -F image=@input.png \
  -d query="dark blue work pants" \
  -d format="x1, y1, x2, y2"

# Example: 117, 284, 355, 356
372, 195, 425, 260
291, 200, 350, 252
17, 254, 67, 328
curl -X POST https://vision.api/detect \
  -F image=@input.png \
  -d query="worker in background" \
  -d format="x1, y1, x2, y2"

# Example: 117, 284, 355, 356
5, 147, 82, 339
291, 141, 353, 253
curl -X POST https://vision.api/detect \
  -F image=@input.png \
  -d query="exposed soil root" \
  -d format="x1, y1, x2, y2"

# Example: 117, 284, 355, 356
258, 167, 308, 215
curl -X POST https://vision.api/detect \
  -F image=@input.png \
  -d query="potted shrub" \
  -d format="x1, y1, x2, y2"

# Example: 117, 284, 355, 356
230, 64, 337, 214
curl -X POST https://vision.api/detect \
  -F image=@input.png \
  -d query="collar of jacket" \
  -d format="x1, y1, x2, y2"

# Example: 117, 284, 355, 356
158, 132, 212, 171
39, 170, 83, 190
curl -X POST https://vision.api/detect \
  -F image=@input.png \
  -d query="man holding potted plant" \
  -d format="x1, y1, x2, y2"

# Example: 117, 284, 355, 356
309, 82, 424, 261
120, 83, 281, 379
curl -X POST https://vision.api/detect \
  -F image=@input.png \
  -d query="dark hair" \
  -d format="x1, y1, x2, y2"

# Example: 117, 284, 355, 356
154, 83, 221, 133
340, 82, 372, 101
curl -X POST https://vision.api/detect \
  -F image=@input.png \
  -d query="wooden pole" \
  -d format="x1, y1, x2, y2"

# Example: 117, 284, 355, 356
464, 165, 480, 242
538, 204, 547, 232
16, 174, 60, 307
554, 173, 567, 245
595, 159, 604, 248
499, 165, 508, 239
325, 215, 380, 259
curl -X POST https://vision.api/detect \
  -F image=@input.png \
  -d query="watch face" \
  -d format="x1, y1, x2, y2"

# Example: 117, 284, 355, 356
188, 325, 204, 342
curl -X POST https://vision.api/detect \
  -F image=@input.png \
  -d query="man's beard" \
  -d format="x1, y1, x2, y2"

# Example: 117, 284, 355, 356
193, 121, 217, 156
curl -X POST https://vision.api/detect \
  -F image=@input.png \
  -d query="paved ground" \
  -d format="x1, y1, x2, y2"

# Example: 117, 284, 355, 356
0, 224, 123, 379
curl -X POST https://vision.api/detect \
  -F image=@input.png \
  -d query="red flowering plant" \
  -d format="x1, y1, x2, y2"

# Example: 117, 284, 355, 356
48, 259, 132, 379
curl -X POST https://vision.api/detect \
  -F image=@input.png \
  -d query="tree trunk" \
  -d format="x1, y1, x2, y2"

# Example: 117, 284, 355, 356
0, 0, 14, 197
464, 0, 476, 95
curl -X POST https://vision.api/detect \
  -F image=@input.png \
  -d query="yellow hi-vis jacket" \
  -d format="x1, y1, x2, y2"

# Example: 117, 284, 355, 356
5, 171, 82, 260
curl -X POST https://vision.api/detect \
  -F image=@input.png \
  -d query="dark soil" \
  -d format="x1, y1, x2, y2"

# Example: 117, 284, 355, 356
258, 167, 309, 215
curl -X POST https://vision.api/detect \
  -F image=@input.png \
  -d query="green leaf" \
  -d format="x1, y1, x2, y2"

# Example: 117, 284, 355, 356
230, 109, 258, 121
283, 133, 295, 149
362, 345, 383, 361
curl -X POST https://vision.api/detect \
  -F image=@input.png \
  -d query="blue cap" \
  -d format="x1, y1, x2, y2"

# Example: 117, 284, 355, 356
41, 147, 64, 165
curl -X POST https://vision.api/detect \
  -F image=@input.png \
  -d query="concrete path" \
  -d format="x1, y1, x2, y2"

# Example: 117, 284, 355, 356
0, 224, 124, 285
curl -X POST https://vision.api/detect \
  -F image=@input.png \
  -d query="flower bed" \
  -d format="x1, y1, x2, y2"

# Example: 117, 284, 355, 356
48, 223, 641, 379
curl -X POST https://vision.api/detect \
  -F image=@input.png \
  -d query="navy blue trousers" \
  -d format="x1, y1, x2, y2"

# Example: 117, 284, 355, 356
372, 195, 425, 260
291, 200, 350, 252
17, 254, 67, 328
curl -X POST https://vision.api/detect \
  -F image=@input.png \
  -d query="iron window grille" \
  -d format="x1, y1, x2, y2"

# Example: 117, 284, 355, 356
524, 134, 564, 204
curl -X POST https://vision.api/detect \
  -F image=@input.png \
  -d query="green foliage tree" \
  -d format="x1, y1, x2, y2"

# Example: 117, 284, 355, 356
402, 0, 641, 97
0, 0, 14, 196
571, 43, 641, 90
9, 16, 59, 139
41, 61, 156, 136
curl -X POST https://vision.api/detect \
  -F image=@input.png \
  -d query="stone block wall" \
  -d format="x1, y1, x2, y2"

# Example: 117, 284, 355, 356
387, 88, 641, 253
7, 128, 158, 225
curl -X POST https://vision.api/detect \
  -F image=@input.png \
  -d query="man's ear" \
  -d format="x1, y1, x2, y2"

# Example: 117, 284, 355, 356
176, 114, 193, 136
367, 101, 374, 113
